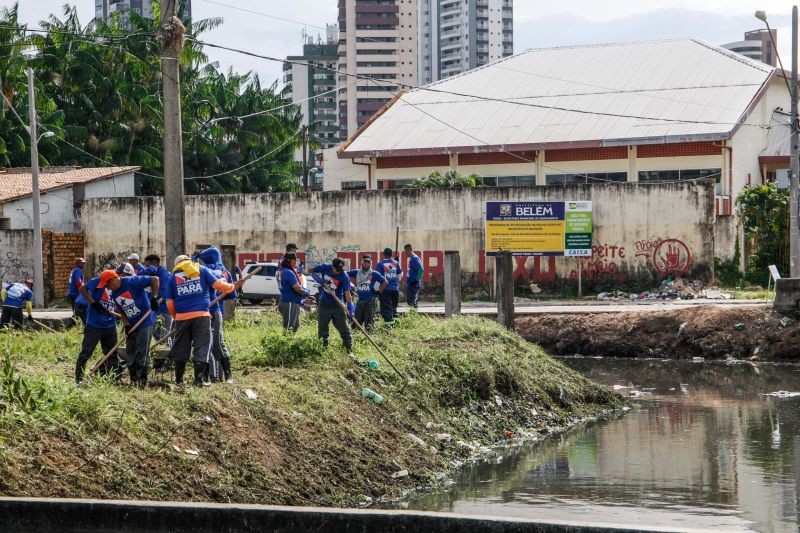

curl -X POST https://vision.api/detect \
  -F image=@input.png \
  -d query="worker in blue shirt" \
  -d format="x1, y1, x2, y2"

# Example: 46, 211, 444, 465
347, 254, 387, 331
127, 253, 144, 274
111, 274, 159, 388
403, 244, 425, 308
198, 247, 237, 383
67, 257, 86, 322
308, 258, 354, 352
75, 270, 124, 384
377, 248, 403, 322
279, 252, 310, 332
1, 279, 33, 329
143, 254, 174, 343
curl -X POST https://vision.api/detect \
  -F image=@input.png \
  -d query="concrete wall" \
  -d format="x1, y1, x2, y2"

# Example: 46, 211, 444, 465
0, 497, 665, 533
0, 229, 34, 284
82, 181, 717, 293
83, 173, 136, 200
6, 188, 76, 232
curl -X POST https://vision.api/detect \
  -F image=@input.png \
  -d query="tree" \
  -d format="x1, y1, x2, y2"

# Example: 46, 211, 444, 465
736, 183, 790, 285
411, 169, 484, 188
0, 2, 304, 194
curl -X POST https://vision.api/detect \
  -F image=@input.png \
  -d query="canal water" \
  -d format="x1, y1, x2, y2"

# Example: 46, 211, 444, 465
394, 358, 800, 532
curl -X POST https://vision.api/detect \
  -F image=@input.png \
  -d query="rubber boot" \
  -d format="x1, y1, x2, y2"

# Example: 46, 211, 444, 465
221, 358, 233, 384
194, 362, 211, 387
175, 361, 186, 386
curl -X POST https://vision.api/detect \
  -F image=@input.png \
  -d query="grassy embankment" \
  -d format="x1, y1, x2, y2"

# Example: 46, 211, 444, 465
0, 311, 623, 506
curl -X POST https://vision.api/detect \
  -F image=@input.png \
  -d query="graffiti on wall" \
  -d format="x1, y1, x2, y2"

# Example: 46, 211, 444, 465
0, 252, 32, 282
652, 239, 692, 276
95, 249, 163, 274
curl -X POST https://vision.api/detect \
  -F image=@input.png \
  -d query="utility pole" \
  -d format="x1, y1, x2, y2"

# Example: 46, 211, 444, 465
302, 124, 308, 192
158, 0, 186, 266
791, 5, 800, 277
26, 68, 44, 308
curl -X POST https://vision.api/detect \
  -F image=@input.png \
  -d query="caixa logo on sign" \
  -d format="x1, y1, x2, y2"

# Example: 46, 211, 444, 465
566, 249, 591, 256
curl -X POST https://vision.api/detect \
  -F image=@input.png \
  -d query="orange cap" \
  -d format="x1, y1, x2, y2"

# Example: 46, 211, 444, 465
97, 270, 119, 288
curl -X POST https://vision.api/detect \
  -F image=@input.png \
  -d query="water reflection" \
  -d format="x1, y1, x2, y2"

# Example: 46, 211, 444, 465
392, 359, 800, 532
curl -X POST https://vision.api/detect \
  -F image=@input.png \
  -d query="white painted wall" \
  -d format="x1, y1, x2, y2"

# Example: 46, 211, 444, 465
84, 173, 136, 199
5, 188, 76, 232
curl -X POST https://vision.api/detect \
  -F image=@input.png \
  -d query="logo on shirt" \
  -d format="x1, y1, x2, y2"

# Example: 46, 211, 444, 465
114, 291, 141, 319
382, 264, 398, 279
175, 272, 203, 296
6, 284, 24, 299
100, 289, 116, 312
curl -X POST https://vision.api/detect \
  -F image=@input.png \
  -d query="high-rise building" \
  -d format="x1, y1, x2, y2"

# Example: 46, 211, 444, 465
721, 29, 777, 67
95, 0, 192, 28
283, 25, 340, 173
418, 0, 513, 85
336, 0, 419, 141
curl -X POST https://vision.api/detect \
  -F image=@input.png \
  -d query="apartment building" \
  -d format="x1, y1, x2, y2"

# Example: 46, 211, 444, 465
284, 25, 340, 176
337, 0, 419, 141
721, 29, 777, 67
418, 0, 514, 84
95, 0, 191, 27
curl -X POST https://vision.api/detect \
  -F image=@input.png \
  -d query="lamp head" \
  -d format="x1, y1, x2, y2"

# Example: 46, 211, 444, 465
755, 10, 767, 22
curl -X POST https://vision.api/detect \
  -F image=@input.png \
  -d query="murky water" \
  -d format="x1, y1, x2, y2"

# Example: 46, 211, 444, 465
394, 358, 800, 532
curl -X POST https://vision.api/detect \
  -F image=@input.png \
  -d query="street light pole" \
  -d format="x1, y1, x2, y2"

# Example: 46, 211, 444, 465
25, 67, 44, 308
791, 6, 800, 277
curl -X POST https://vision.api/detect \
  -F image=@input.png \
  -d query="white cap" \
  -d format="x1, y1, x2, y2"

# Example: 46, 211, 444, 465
127, 253, 140, 261
174, 254, 191, 266
116, 262, 135, 276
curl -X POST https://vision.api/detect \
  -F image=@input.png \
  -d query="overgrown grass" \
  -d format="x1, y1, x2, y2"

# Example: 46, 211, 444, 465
0, 311, 623, 506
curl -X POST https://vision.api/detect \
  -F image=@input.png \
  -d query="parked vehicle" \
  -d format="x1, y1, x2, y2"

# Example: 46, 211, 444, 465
240, 262, 319, 305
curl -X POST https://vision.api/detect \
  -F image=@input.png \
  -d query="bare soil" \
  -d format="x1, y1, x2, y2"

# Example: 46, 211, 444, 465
517, 306, 800, 360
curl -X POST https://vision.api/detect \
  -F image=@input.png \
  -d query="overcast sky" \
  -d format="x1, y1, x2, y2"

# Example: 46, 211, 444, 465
9, 1, 795, 88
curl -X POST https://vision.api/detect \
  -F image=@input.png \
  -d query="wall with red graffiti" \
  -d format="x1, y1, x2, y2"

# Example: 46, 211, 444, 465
82, 180, 718, 294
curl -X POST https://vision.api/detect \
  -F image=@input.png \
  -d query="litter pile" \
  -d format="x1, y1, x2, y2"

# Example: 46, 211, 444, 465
596, 278, 731, 301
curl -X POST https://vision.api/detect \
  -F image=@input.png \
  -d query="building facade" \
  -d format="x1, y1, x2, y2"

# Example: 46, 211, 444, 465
95, 0, 191, 27
336, 0, 419, 141
284, 26, 340, 176
721, 29, 777, 66
418, 0, 514, 84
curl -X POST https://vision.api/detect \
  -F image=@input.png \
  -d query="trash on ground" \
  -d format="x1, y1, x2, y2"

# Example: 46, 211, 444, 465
244, 388, 258, 400
692, 356, 704, 363
762, 391, 800, 398
435, 433, 453, 442
172, 445, 181, 452
407, 433, 426, 446
734, 323, 745, 330
362, 387, 384, 405
184, 449, 199, 456
780, 317, 792, 327
391, 469, 409, 479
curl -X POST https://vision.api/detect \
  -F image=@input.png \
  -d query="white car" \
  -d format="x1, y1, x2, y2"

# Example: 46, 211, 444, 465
240, 262, 319, 305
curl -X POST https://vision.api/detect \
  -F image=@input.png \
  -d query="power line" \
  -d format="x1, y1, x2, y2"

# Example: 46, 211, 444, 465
196, 0, 327, 31
194, 38, 778, 129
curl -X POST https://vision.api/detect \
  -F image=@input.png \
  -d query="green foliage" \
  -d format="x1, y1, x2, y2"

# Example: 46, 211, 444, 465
411, 169, 484, 188
0, 353, 49, 414
714, 238, 742, 287
256, 329, 327, 368
736, 183, 789, 286
0, 2, 303, 194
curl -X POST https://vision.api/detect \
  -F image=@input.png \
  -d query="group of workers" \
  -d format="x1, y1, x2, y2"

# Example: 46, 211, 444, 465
2, 241, 425, 388
277, 243, 425, 353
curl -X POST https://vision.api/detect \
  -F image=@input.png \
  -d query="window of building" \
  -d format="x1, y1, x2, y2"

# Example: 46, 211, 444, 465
342, 180, 367, 190
546, 172, 627, 185
481, 175, 535, 187
639, 168, 721, 193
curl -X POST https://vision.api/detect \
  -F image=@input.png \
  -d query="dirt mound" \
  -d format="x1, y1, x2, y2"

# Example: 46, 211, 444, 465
517, 306, 800, 360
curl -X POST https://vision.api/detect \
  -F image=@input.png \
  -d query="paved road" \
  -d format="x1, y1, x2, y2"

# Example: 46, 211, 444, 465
33, 298, 770, 321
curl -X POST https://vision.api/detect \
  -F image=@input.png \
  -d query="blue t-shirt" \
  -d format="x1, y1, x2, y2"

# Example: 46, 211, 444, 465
132, 263, 143, 275
312, 264, 351, 304
2, 283, 33, 308
111, 275, 156, 328
346, 269, 386, 301
142, 265, 172, 314
279, 268, 305, 305
75, 292, 88, 307
407, 254, 423, 286
165, 265, 222, 316
84, 277, 118, 329
68, 267, 84, 297
205, 266, 235, 314
377, 259, 403, 291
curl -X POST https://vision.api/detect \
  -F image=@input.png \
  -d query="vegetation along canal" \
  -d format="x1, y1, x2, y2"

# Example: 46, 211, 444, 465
392, 358, 800, 532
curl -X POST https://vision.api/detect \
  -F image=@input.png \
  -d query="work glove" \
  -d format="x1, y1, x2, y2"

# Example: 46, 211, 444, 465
347, 301, 356, 317
150, 297, 160, 311
91, 302, 109, 315
302, 289, 311, 298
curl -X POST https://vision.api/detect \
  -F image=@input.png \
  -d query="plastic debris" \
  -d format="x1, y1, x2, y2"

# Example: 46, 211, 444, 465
184, 449, 199, 456
244, 388, 258, 400
780, 317, 792, 327
425, 422, 434, 429
494, 395, 503, 406
435, 433, 453, 442
762, 391, 800, 398
172, 445, 181, 452
692, 356, 704, 363
734, 323, 745, 330
362, 388, 384, 405
678, 322, 689, 336
407, 433, 426, 446
391, 469, 409, 479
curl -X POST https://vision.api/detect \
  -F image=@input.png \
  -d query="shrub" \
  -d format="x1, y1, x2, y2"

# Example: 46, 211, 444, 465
256, 330, 326, 368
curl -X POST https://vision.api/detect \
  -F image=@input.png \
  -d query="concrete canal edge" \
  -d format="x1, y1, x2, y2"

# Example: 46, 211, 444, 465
0, 497, 703, 533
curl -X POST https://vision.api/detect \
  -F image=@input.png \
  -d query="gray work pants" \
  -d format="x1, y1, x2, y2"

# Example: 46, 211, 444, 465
126, 324, 152, 387
169, 316, 212, 365
279, 302, 303, 332
355, 298, 377, 331
317, 300, 352, 350
209, 310, 231, 380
